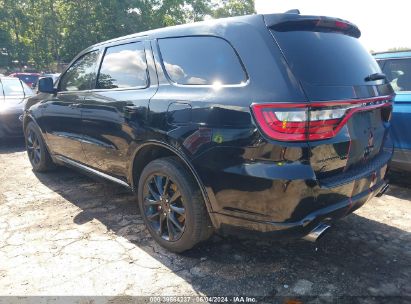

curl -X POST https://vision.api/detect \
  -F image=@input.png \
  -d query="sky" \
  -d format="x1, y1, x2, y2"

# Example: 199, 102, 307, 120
255, 0, 410, 52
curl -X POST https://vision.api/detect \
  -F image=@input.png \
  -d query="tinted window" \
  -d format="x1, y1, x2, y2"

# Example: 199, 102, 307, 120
2, 78, 24, 96
16, 74, 39, 84
381, 58, 411, 92
59, 51, 98, 91
271, 30, 381, 86
158, 36, 246, 85
97, 42, 148, 89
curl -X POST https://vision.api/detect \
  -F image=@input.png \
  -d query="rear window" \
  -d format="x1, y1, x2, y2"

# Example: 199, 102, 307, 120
158, 36, 247, 86
271, 30, 381, 86
379, 58, 411, 92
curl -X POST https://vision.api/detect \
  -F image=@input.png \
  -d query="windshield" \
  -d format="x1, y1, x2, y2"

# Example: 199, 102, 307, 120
379, 58, 411, 92
21, 80, 34, 96
271, 30, 381, 86
1, 78, 25, 97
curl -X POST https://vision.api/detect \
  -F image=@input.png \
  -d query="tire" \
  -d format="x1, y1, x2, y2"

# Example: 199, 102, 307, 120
25, 121, 54, 172
138, 156, 213, 252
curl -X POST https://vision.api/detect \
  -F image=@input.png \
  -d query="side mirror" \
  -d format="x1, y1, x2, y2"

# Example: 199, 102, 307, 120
37, 77, 55, 94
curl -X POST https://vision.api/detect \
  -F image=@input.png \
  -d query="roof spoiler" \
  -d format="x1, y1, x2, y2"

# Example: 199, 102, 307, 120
284, 9, 300, 14
264, 14, 361, 38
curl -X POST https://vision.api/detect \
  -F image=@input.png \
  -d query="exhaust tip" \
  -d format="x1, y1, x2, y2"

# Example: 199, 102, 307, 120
303, 223, 330, 242
376, 183, 389, 197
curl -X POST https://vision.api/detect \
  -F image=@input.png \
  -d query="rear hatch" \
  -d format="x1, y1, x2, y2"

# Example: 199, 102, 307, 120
263, 14, 394, 189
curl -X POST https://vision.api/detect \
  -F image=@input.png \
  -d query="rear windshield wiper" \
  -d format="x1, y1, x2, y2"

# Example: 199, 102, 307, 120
365, 73, 387, 82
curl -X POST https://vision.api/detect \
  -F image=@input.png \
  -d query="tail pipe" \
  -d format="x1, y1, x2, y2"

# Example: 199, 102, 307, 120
303, 223, 330, 242
376, 183, 389, 197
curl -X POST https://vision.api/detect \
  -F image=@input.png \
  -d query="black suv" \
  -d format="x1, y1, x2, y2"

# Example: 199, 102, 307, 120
25, 12, 394, 252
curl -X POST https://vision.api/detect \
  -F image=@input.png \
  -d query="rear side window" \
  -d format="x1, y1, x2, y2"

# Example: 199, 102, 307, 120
1, 78, 24, 96
59, 51, 99, 91
380, 58, 411, 92
158, 36, 247, 85
271, 30, 381, 86
97, 42, 148, 89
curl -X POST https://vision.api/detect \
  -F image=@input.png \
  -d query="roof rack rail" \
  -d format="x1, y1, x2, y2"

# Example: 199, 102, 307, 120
285, 9, 300, 14
372, 49, 411, 55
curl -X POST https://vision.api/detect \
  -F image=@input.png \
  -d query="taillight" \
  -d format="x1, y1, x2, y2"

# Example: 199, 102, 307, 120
252, 96, 392, 142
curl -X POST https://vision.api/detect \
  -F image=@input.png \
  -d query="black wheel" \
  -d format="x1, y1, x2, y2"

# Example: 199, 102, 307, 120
25, 121, 54, 172
138, 157, 213, 252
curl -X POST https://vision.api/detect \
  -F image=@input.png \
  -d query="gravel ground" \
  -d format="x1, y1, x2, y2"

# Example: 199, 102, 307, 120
0, 138, 410, 303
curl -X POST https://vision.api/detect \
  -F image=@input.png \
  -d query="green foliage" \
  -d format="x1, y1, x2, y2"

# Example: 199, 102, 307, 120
212, 0, 255, 18
387, 47, 411, 52
0, 0, 255, 71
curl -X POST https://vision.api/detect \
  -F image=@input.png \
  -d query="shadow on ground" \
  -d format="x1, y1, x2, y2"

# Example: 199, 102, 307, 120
0, 137, 25, 154
386, 170, 411, 201
29, 164, 411, 299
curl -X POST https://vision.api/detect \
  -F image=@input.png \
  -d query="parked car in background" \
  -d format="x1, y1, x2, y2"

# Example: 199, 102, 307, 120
25, 13, 393, 252
9, 72, 40, 89
0, 77, 34, 138
374, 51, 411, 171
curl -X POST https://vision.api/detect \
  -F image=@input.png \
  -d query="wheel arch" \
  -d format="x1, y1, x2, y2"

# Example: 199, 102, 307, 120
23, 113, 55, 159
23, 113, 43, 134
129, 141, 216, 225
23, 114, 35, 132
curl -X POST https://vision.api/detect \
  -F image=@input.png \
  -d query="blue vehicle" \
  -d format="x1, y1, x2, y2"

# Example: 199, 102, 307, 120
374, 51, 411, 171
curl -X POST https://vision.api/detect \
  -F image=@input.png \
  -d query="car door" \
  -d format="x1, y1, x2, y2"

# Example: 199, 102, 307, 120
80, 40, 157, 178
380, 58, 411, 151
41, 50, 99, 162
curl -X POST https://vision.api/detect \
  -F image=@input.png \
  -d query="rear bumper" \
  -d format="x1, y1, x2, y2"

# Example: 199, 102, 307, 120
215, 179, 387, 239
390, 148, 411, 172
197, 148, 391, 239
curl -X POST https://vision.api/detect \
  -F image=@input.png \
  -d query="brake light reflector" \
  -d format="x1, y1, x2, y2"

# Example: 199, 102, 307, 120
271, 16, 361, 38
335, 20, 350, 29
252, 96, 392, 142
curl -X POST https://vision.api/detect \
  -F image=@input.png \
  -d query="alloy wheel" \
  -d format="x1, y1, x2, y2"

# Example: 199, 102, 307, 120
143, 174, 186, 241
27, 129, 41, 166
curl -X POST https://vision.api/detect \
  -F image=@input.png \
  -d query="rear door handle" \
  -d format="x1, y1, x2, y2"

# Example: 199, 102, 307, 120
68, 103, 82, 108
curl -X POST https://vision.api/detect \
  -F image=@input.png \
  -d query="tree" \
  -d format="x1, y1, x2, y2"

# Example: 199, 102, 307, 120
0, 0, 31, 70
0, 0, 256, 71
212, 0, 255, 18
388, 47, 411, 52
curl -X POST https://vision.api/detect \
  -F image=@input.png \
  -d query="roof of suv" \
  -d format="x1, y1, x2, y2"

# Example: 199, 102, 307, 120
373, 50, 411, 59
93, 14, 263, 47
92, 13, 358, 48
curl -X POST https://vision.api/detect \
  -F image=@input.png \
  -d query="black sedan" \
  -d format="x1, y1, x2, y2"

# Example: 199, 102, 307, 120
0, 77, 34, 138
